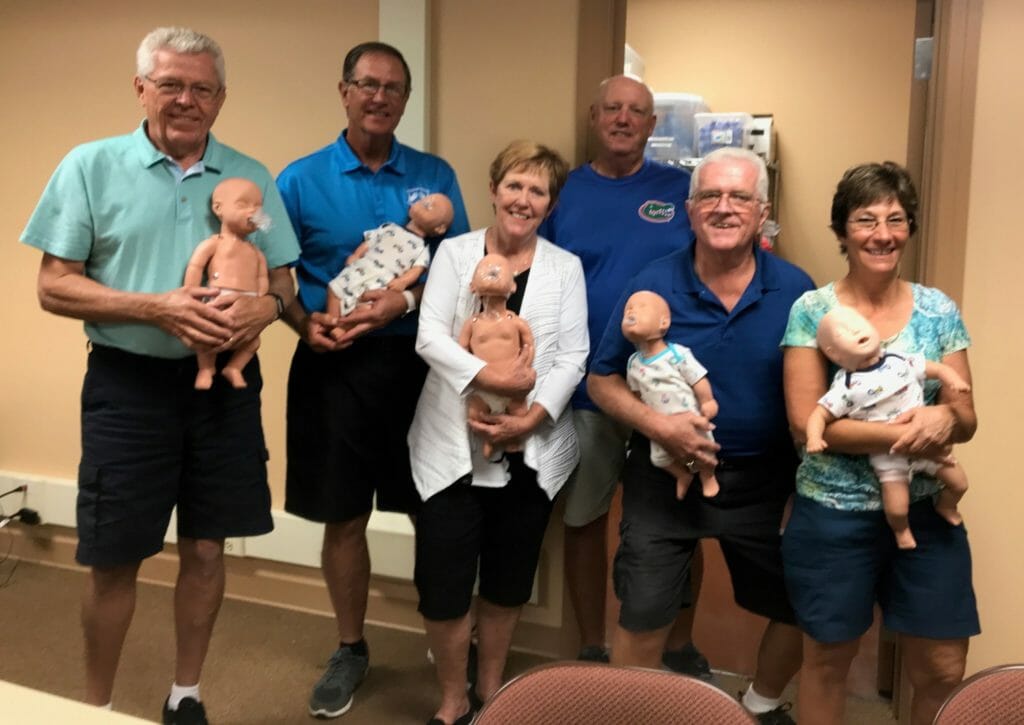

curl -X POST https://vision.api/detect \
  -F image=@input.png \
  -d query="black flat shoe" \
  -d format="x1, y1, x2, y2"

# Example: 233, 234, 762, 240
469, 687, 485, 712
425, 707, 475, 725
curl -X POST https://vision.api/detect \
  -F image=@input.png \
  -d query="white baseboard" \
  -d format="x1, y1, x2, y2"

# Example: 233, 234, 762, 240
0, 470, 415, 580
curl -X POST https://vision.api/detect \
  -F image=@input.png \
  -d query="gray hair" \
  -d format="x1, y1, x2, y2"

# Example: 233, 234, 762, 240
689, 147, 768, 201
136, 27, 225, 87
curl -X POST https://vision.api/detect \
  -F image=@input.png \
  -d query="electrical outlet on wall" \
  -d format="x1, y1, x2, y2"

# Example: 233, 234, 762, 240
223, 537, 245, 557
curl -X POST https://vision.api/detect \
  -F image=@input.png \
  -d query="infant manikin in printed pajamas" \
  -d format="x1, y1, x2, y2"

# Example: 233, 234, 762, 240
326, 193, 454, 318
621, 290, 719, 499
806, 304, 971, 549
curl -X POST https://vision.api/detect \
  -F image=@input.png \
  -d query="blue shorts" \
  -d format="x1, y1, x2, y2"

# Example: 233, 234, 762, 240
78, 345, 272, 567
782, 496, 980, 643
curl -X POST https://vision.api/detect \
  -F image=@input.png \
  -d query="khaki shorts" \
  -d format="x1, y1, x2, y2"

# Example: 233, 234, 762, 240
562, 409, 632, 527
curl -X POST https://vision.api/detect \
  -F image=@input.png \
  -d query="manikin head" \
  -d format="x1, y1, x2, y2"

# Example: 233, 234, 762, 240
407, 193, 454, 238
211, 178, 269, 238
816, 305, 883, 371
470, 254, 516, 299
621, 290, 671, 345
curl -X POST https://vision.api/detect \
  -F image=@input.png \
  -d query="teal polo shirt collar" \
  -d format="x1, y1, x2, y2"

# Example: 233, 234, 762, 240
333, 129, 407, 176
131, 121, 225, 175
675, 242, 781, 316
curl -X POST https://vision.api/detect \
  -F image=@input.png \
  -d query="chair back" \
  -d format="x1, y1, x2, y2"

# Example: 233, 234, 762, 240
934, 663, 1024, 724
473, 661, 757, 725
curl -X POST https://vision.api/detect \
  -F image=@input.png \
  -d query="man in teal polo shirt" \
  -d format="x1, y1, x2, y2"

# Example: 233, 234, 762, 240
21, 27, 299, 725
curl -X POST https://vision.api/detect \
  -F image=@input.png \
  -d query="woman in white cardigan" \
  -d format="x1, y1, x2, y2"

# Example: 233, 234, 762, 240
409, 141, 588, 725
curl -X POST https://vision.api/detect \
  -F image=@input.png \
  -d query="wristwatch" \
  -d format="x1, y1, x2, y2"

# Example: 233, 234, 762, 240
267, 292, 286, 320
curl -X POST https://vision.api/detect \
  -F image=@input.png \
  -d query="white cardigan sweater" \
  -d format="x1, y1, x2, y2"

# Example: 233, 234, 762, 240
408, 229, 589, 501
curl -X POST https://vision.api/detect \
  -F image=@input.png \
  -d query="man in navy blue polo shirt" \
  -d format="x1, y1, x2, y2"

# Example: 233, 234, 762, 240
589, 147, 813, 724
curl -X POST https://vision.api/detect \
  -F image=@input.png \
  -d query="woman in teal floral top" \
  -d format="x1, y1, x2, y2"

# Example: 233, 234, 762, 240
781, 162, 979, 725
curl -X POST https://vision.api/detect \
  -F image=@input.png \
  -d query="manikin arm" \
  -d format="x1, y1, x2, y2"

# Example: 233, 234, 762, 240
325, 290, 342, 319
691, 377, 718, 419
457, 317, 474, 351
183, 237, 219, 288
514, 315, 536, 368
256, 249, 269, 296
345, 240, 370, 266
386, 265, 427, 292
805, 405, 837, 453
925, 360, 971, 393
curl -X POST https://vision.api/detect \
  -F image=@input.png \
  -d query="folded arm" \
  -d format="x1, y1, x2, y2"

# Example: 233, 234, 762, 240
38, 252, 233, 351
588, 371, 719, 468
784, 345, 976, 458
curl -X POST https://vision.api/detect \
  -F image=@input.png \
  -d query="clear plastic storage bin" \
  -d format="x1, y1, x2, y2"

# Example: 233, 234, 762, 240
694, 112, 754, 156
644, 93, 709, 162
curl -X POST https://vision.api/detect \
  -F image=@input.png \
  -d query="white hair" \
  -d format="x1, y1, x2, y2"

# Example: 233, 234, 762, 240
136, 27, 225, 86
689, 147, 769, 201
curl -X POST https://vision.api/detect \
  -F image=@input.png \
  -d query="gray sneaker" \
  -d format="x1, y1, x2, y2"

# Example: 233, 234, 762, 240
662, 642, 714, 682
309, 645, 369, 719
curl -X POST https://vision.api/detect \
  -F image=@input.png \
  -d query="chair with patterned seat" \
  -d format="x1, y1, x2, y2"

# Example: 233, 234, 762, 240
933, 663, 1024, 724
473, 661, 757, 725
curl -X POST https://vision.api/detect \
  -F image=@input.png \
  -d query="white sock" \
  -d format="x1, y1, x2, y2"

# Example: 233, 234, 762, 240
742, 683, 781, 713
98, 703, 113, 710
168, 683, 201, 710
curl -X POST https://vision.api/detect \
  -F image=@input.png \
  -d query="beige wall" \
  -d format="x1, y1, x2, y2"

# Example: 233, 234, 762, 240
957, 0, 1024, 672
0, 0, 376, 505
626, 0, 917, 286
432, 0, 580, 225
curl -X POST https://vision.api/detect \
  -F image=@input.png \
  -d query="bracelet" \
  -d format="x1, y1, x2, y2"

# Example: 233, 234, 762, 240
268, 292, 286, 320
402, 290, 417, 316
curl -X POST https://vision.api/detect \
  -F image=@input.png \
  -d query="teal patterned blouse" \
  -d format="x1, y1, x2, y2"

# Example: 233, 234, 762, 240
782, 282, 971, 511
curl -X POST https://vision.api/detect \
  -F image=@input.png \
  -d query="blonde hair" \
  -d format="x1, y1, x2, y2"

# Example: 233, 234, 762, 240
488, 140, 570, 209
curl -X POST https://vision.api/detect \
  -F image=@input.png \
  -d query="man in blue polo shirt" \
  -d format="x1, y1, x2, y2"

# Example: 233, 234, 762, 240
589, 147, 813, 724
21, 27, 300, 725
276, 41, 468, 720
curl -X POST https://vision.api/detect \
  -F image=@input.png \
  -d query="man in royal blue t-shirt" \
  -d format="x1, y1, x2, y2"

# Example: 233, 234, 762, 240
539, 75, 704, 672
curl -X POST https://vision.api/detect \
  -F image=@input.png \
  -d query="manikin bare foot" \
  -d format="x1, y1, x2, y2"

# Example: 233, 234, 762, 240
221, 367, 247, 389
195, 368, 215, 390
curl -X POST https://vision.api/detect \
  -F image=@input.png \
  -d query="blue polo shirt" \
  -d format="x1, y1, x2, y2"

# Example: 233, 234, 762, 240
21, 123, 301, 359
276, 131, 469, 337
590, 245, 814, 456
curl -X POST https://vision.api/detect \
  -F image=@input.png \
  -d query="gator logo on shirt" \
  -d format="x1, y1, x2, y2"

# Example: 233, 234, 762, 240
638, 200, 676, 223
406, 187, 431, 205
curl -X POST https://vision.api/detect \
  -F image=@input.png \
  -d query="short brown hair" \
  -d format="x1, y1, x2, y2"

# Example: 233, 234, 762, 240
488, 140, 570, 210
830, 161, 919, 239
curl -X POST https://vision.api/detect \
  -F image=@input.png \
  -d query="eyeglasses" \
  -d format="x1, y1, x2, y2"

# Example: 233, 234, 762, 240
847, 214, 910, 232
347, 77, 407, 99
145, 75, 221, 102
691, 190, 762, 211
